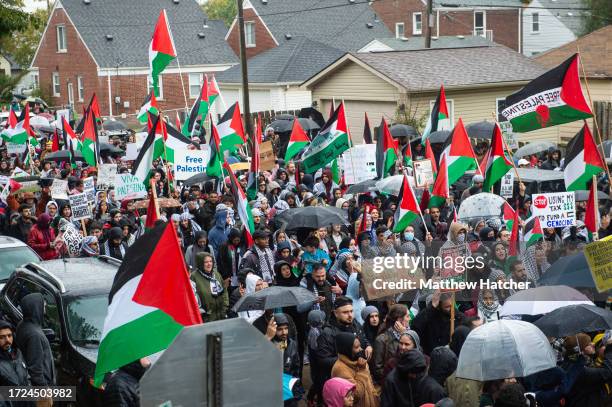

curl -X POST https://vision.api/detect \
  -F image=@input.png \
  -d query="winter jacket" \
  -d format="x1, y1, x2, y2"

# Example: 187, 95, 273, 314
428, 346, 458, 386
27, 225, 58, 260
103, 361, 146, 407
374, 330, 401, 383
275, 337, 301, 378
564, 344, 612, 407
445, 371, 482, 407
208, 210, 229, 253
411, 303, 464, 355
331, 354, 380, 407
191, 252, 228, 322
15, 293, 55, 386
0, 347, 29, 388
8, 218, 33, 243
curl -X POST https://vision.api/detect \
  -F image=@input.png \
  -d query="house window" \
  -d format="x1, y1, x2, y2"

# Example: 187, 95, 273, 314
147, 75, 163, 100
413, 13, 423, 35
395, 23, 405, 39
189, 73, 204, 98
56, 25, 67, 52
429, 98, 453, 130
52, 72, 60, 96
474, 11, 486, 37
245, 22, 256, 47
67, 83, 74, 106
531, 13, 540, 33
77, 76, 84, 101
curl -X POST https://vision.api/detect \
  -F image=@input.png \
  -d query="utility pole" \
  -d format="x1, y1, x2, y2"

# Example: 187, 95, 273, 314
425, 0, 433, 48
236, 0, 253, 138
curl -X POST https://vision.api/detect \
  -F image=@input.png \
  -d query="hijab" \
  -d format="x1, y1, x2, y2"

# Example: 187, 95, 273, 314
335, 332, 358, 360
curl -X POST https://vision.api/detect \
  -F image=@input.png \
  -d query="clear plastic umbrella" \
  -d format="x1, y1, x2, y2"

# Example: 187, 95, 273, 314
513, 141, 556, 159
29, 115, 50, 128
456, 320, 557, 381
457, 193, 506, 222
375, 175, 415, 196
499, 285, 594, 316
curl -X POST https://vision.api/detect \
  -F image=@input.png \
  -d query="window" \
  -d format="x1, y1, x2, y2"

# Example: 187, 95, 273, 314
413, 13, 423, 35
474, 11, 486, 36
52, 72, 60, 96
67, 83, 74, 105
429, 98, 454, 130
395, 23, 405, 39
189, 73, 204, 98
147, 75, 163, 100
56, 25, 67, 52
531, 13, 540, 33
245, 22, 256, 47
77, 76, 84, 101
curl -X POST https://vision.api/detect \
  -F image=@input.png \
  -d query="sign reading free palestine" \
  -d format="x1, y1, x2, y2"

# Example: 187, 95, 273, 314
173, 148, 211, 181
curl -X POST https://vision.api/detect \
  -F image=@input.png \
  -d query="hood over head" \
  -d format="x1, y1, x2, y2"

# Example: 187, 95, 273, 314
20, 293, 45, 326
396, 349, 427, 376
335, 332, 357, 359
449, 326, 471, 356
323, 377, 356, 407
36, 213, 51, 229
245, 273, 263, 295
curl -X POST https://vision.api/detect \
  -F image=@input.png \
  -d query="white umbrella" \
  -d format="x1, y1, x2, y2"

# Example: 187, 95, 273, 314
375, 175, 415, 196
29, 115, 50, 128
499, 285, 593, 316
456, 320, 557, 381
457, 192, 506, 222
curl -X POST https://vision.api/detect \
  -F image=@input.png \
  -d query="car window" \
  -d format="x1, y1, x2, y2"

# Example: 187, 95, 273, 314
0, 247, 40, 282
5, 277, 41, 308
65, 295, 106, 345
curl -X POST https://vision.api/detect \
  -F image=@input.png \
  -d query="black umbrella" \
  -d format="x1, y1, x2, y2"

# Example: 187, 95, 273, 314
183, 172, 216, 186
390, 124, 418, 139
574, 189, 609, 201
534, 304, 612, 337
538, 252, 595, 288
274, 114, 295, 121
269, 117, 320, 134
275, 206, 348, 229
299, 107, 325, 128
102, 120, 128, 131
232, 286, 317, 312
345, 178, 378, 195
427, 130, 451, 144
99, 142, 124, 157
43, 150, 84, 163
466, 121, 495, 139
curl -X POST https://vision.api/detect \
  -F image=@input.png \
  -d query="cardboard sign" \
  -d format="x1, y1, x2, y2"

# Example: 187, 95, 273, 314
413, 159, 435, 187
500, 171, 514, 198
6, 142, 26, 155
50, 178, 69, 200
360, 258, 425, 300
115, 173, 147, 200
83, 176, 96, 204
584, 240, 612, 293
435, 243, 469, 291
97, 164, 117, 190
532, 192, 576, 228
260, 141, 276, 171
342, 144, 377, 184
61, 222, 83, 257
173, 149, 211, 181
69, 192, 92, 221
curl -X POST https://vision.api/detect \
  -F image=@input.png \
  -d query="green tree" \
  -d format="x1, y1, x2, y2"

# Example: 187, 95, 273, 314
0, 8, 47, 67
202, 0, 237, 27
0, 1, 37, 41
582, 0, 612, 35
0, 72, 26, 103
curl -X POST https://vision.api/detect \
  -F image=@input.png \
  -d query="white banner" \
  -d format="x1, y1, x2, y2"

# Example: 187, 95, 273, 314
342, 144, 377, 185
7, 142, 27, 155
173, 149, 211, 181
56, 109, 70, 130
69, 192, 92, 221
532, 191, 576, 228
50, 178, 69, 200
115, 173, 147, 201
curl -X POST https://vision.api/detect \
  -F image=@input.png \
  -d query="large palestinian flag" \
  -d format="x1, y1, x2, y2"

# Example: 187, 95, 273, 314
1, 107, 29, 144
441, 118, 478, 185
302, 103, 350, 173
393, 173, 422, 233
132, 115, 159, 184
422, 85, 449, 143
564, 123, 606, 191
482, 123, 513, 191
284, 118, 309, 162
206, 118, 223, 178
165, 122, 198, 163
378, 118, 399, 178
182, 75, 209, 137
149, 10, 176, 98
217, 102, 246, 153
502, 54, 592, 132
223, 161, 255, 246
137, 91, 159, 125
524, 216, 544, 247
428, 155, 449, 209
80, 110, 100, 167
94, 221, 202, 386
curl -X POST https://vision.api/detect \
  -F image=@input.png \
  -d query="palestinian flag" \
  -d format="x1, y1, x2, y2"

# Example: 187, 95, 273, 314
584, 178, 599, 239
206, 117, 223, 178
182, 75, 209, 137
285, 118, 309, 162
223, 161, 255, 247
392, 173, 422, 233
175, 111, 182, 130
147, 113, 166, 161
524, 216, 543, 247
428, 155, 449, 209
132, 115, 159, 185
302, 103, 350, 174
482, 123, 513, 191
208, 75, 221, 107
508, 206, 520, 256
403, 143, 413, 168
425, 138, 437, 175
165, 122, 197, 163
1, 107, 29, 144
80, 110, 100, 167
331, 158, 341, 184
149, 9, 176, 98
51, 130, 60, 152
217, 102, 246, 153
363, 113, 373, 144
137, 91, 159, 125
4, 107, 17, 129
0, 178, 22, 204
422, 85, 449, 143
247, 114, 262, 201
419, 187, 430, 212
89, 94, 102, 121
441, 118, 478, 185
145, 190, 160, 230
502, 202, 516, 232
62, 117, 81, 168
378, 118, 399, 178
564, 123, 605, 191
93, 221, 202, 386
502, 54, 592, 132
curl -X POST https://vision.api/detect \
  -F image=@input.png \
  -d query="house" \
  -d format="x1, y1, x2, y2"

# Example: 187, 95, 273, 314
0, 53, 21, 77
358, 35, 493, 53
30, 0, 237, 119
535, 25, 612, 142
302, 44, 564, 143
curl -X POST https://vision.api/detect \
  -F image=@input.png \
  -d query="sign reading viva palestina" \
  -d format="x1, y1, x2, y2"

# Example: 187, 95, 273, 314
531, 191, 576, 228
173, 148, 211, 181
115, 173, 147, 201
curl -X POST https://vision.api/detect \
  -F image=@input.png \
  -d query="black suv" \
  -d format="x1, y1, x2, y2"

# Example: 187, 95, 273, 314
0, 256, 120, 406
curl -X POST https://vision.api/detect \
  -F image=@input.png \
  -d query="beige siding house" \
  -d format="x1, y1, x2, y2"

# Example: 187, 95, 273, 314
302, 45, 565, 144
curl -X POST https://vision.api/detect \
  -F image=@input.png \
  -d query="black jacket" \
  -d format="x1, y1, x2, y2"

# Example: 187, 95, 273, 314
15, 293, 55, 386
9, 218, 33, 244
275, 337, 301, 378
0, 348, 29, 387
103, 361, 145, 407
411, 304, 464, 356
381, 369, 447, 407
565, 344, 612, 407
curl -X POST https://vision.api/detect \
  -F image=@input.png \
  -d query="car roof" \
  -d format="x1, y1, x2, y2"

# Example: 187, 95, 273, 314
0, 235, 29, 249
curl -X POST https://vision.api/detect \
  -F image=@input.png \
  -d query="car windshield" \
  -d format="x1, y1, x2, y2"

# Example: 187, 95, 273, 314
0, 247, 40, 282
65, 295, 107, 346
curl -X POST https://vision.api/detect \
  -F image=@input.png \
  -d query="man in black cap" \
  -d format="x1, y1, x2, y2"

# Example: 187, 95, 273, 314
270, 313, 301, 378
240, 230, 276, 283
0, 319, 30, 388
185, 193, 209, 229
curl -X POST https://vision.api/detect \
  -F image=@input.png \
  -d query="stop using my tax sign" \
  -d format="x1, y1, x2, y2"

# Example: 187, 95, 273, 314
173, 148, 211, 181
531, 191, 576, 228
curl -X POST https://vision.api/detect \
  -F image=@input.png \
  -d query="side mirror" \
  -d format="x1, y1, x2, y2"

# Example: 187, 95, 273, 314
42, 328, 58, 344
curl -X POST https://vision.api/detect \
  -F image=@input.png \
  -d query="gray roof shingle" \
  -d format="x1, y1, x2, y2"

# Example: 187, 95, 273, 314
352, 45, 547, 91
216, 37, 345, 84
366, 35, 494, 51
433, 0, 523, 7
60, 0, 237, 68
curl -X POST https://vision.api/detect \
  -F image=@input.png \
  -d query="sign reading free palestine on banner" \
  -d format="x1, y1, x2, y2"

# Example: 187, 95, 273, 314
173, 148, 211, 181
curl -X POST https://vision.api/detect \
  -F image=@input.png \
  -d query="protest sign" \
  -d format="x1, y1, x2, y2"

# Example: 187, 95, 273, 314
260, 141, 276, 171
435, 243, 469, 291
342, 144, 377, 184
173, 149, 211, 181
500, 121, 518, 149
69, 193, 92, 221
61, 223, 83, 257
6, 142, 26, 155
56, 109, 70, 129
500, 171, 514, 198
584, 240, 612, 293
50, 178, 69, 200
0, 175, 8, 186
125, 143, 140, 160
413, 159, 435, 187
532, 192, 576, 228
83, 176, 96, 204
97, 164, 117, 190
98, 135, 109, 144
115, 173, 147, 200
16, 180, 40, 193
360, 258, 425, 300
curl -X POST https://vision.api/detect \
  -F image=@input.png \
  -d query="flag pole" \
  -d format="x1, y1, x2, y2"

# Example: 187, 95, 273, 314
174, 57, 190, 113
491, 111, 522, 186
150, 178, 160, 219
592, 174, 599, 241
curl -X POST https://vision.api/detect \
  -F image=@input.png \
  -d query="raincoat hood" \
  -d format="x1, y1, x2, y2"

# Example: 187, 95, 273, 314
245, 273, 263, 295
21, 293, 45, 326
448, 221, 468, 242
397, 349, 427, 376
45, 200, 58, 215
214, 208, 228, 228
323, 377, 356, 407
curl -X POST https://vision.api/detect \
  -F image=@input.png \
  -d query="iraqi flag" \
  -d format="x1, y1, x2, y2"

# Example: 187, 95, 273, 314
93, 221, 202, 386
524, 216, 543, 247
392, 173, 422, 233
137, 91, 159, 125
377, 118, 399, 178
149, 9, 177, 98
428, 155, 449, 209
284, 118, 309, 162
502, 54, 592, 132
80, 110, 100, 167
247, 114, 262, 201
564, 123, 605, 191
132, 115, 160, 185
217, 102, 246, 154
223, 161, 255, 246
441, 118, 478, 185
182, 75, 209, 137
482, 123, 513, 191
165, 122, 198, 163
584, 178, 599, 239
422, 85, 449, 143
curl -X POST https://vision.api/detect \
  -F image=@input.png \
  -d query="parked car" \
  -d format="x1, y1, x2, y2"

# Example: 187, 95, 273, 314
0, 235, 41, 289
0, 256, 121, 406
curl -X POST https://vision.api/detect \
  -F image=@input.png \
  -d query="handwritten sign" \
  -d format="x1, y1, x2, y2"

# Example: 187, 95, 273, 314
532, 192, 576, 228
413, 159, 435, 187
260, 141, 276, 171
69, 192, 92, 221
61, 222, 83, 257
500, 171, 514, 199
97, 164, 117, 190
174, 149, 211, 181
584, 240, 612, 293
115, 173, 147, 200
342, 144, 377, 185
6, 142, 26, 155
50, 179, 69, 200
83, 176, 96, 204
435, 243, 469, 291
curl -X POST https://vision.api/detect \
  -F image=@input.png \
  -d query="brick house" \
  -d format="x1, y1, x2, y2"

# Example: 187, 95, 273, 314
30, 0, 237, 121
